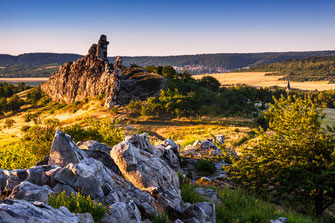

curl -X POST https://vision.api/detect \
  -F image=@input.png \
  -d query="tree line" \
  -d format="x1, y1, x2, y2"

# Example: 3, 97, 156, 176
247, 56, 335, 82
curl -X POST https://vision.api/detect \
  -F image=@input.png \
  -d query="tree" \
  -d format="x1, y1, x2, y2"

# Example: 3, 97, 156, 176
5, 118, 16, 128
7, 95, 24, 113
199, 76, 221, 91
26, 87, 43, 104
0, 97, 7, 115
225, 95, 335, 216
162, 65, 177, 78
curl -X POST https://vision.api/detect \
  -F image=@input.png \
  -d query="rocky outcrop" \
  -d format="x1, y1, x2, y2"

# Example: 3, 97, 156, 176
41, 35, 164, 107
0, 199, 85, 223
194, 188, 221, 204
8, 181, 54, 204
0, 130, 217, 222
182, 202, 216, 223
101, 200, 142, 223
110, 133, 185, 213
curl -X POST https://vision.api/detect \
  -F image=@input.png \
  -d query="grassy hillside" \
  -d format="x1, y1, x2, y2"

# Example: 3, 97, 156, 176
248, 56, 335, 82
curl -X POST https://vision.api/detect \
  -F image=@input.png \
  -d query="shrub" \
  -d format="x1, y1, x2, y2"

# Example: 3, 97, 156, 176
48, 191, 106, 222
4, 118, 16, 128
21, 125, 30, 132
179, 173, 206, 204
196, 158, 216, 175
0, 142, 40, 169
63, 117, 123, 146
26, 87, 43, 104
24, 113, 39, 123
150, 213, 170, 223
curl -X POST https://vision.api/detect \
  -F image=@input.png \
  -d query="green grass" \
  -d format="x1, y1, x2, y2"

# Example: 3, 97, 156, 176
179, 174, 323, 223
48, 191, 106, 222
196, 158, 216, 175
323, 108, 335, 127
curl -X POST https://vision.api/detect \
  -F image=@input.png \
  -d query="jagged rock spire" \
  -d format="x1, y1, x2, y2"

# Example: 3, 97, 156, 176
96, 34, 109, 62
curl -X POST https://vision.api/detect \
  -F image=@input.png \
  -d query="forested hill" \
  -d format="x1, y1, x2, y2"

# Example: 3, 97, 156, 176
0, 53, 82, 66
248, 56, 335, 82
1, 50, 335, 77
110, 50, 335, 70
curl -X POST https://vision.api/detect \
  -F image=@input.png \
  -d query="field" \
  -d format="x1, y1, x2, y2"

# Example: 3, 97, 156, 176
194, 72, 335, 91
0, 77, 49, 86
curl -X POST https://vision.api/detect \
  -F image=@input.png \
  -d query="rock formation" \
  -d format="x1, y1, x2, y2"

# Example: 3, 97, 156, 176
0, 130, 216, 222
41, 35, 164, 107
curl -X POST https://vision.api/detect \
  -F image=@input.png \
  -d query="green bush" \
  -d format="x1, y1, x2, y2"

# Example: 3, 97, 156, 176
179, 176, 206, 204
196, 158, 216, 175
0, 142, 40, 169
48, 191, 106, 222
24, 113, 39, 123
4, 118, 16, 128
63, 117, 123, 146
0, 118, 60, 169
150, 213, 170, 223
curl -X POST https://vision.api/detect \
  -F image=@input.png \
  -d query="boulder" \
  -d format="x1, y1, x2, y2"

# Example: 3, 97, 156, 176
194, 188, 221, 204
52, 148, 156, 216
2, 166, 57, 192
270, 217, 288, 223
157, 138, 181, 171
78, 141, 121, 175
215, 135, 224, 145
8, 181, 54, 204
101, 200, 142, 223
48, 130, 86, 167
0, 199, 79, 223
111, 133, 184, 213
77, 140, 112, 154
53, 183, 77, 196
183, 202, 216, 223
76, 213, 94, 223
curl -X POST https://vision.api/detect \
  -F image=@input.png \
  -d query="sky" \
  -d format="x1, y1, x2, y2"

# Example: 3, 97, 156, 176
0, 0, 334, 56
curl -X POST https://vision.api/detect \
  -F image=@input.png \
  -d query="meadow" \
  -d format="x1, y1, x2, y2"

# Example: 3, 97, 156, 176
194, 72, 335, 91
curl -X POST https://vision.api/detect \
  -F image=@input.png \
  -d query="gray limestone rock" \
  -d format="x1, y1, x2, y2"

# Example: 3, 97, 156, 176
183, 202, 216, 223
111, 134, 185, 213
101, 200, 142, 223
8, 181, 54, 204
48, 130, 86, 167
270, 217, 288, 223
194, 188, 221, 204
0, 199, 79, 223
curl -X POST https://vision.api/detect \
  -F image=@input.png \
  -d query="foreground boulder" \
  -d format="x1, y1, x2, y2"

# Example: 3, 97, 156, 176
8, 181, 54, 204
101, 200, 142, 223
49, 131, 157, 217
0, 199, 88, 223
111, 133, 186, 213
182, 202, 216, 223
0, 130, 217, 222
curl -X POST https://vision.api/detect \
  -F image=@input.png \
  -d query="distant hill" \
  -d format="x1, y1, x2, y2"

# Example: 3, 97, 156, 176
0, 53, 82, 66
1, 51, 335, 77
247, 56, 335, 82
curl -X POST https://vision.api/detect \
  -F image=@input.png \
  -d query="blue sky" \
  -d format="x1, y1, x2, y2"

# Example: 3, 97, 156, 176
0, 0, 334, 56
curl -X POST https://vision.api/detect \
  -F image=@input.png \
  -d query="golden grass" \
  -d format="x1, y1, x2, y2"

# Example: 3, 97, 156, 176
0, 77, 49, 82
194, 72, 335, 91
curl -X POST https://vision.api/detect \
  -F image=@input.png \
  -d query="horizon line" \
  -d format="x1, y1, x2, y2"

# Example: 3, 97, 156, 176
2, 49, 335, 57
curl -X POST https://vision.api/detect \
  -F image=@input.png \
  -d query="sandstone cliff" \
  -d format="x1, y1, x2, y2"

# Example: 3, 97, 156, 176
41, 35, 164, 107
